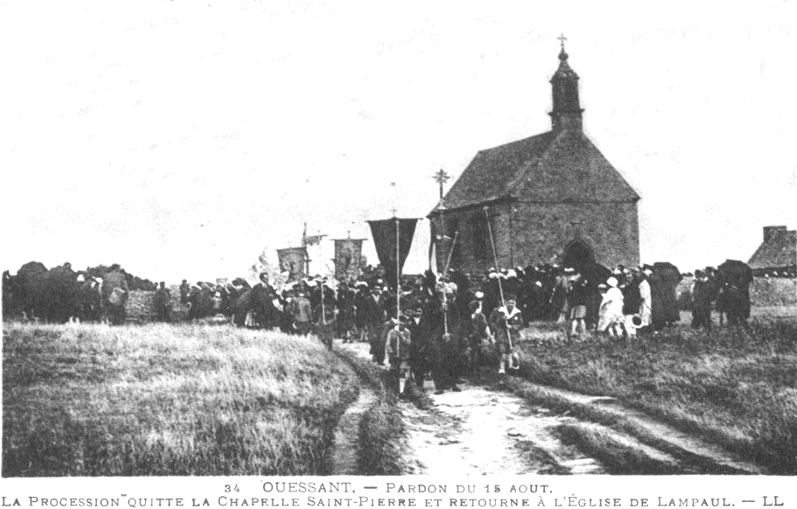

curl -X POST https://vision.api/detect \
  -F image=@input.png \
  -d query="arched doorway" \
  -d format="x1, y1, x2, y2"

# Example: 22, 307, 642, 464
563, 239, 594, 272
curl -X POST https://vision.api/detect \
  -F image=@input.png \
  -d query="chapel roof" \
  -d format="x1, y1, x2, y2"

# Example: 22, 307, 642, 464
429, 129, 639, 215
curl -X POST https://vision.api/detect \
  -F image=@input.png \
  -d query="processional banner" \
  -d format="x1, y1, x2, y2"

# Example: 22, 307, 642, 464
367, 218, 419, 289
277, 247, 307, 282
333, 239, 365, 281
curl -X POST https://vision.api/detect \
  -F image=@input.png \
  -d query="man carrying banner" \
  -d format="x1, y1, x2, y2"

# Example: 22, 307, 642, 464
366, 215, 420, 365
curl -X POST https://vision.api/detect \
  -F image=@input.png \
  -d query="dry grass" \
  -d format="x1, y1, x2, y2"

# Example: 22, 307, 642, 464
2, 322, 359, 476
516, 308, 797, 474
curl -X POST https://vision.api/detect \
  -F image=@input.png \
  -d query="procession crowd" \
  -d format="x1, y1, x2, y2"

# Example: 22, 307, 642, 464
3, 256, 753, 396
187, 260, 752, 396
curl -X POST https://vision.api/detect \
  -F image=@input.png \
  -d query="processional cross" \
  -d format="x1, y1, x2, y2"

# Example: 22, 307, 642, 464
432, 169, 451, 202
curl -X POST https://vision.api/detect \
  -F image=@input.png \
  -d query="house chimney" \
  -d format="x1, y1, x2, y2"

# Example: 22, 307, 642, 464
763, 225, 787, 243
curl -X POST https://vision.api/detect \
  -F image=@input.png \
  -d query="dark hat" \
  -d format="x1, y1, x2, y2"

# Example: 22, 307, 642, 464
695, 269, 705, 277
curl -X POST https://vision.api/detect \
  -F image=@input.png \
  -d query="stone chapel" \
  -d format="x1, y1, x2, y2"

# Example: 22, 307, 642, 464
428, 44, 641, 274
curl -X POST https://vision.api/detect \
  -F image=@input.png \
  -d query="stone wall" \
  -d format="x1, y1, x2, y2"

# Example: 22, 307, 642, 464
750, 277, 797, 307
126, 287, 188, 323
510, 201, 639, 269
430, 199, 639, 274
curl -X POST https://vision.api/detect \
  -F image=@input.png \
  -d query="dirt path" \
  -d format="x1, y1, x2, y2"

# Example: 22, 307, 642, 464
327, 384, 378, 475
399, 383, 605, 475
332, 339, 763, 475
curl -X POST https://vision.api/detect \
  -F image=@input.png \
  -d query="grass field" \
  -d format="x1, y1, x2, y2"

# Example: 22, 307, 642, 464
515, 308, 797, 474
2, 322, 361, 476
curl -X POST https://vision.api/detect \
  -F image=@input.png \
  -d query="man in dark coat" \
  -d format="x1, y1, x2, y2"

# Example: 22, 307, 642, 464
550, 268, 570, 322
653, 262, 683, 327
428, 287, 464, 394
466, 299, 491, 374
691, 270, 715, 331
566, 273, 589, 337
76, 275, 103, 323
353, 283, 369, 341
337, 281, 355, 342
649, 268, 668, 331
406, 304, 430, 390
154, 282, 172, 323
364, 286, 386, 364
179, 279, 191, 305
44, 262, 79, 323
102, 265, 130, 325
430, 320, 462, 393
290, 290, 313, 335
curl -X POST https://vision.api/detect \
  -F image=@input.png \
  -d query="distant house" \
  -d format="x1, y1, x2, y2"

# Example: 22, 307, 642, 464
428, 45, 640, 275
748, 226, 797, 277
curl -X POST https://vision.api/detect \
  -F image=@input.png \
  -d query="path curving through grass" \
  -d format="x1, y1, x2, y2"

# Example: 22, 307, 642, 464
327, 386, 378, 475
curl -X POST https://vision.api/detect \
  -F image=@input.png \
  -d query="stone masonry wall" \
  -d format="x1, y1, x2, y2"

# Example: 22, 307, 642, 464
510, 201, 640, 269
431, 200, 639, 274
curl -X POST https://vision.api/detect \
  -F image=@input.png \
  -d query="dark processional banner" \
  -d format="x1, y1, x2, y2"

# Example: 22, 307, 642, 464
333, 238, 365, 281
367, 218, 418, 289
277, 247, 307, 281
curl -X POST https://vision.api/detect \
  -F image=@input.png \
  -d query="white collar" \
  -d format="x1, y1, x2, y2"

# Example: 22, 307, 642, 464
499, 306, 521, 319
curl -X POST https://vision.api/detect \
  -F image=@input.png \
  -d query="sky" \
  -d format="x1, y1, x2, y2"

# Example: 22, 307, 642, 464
1, 0, 795, 284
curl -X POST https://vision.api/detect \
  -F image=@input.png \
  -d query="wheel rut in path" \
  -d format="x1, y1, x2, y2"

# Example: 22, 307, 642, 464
327, 384, 378, 475
510, 382, 766, 475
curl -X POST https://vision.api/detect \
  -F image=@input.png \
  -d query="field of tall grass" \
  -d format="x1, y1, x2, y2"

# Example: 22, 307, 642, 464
516, 310, 797, 474
2, 322, 361, 476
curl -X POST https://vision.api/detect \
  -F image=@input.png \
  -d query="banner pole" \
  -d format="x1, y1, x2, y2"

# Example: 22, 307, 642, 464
321, 281, 325, 325
395, 216, 401, 360
484, 206, 512, 350
484, 207, 505, 307
395, 217, 400, 323
443, 231, 459, 275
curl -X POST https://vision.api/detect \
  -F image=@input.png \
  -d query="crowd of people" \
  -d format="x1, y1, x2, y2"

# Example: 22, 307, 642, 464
4, 255, 752, 397
207, 259, 748, 396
